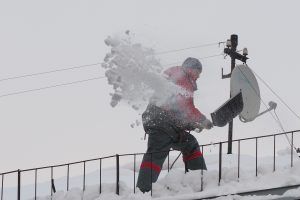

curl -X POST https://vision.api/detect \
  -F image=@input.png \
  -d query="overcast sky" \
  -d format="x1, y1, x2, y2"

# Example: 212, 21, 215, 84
0, 0, 300, 173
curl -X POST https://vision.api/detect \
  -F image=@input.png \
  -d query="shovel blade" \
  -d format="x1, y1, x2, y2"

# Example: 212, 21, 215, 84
211, 92, 244, 127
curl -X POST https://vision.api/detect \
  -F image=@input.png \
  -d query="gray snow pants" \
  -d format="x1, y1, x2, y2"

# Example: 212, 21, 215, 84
136, 130, 206, 193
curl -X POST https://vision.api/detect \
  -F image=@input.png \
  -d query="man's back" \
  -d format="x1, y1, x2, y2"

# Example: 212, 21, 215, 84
142, 65, 205, 133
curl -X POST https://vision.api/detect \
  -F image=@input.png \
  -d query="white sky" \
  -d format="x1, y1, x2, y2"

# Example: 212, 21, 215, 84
0, 0, 300, 172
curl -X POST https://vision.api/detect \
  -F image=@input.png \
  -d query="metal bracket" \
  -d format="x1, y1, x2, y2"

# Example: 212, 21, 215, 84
240, 101, 277, 122
222, 68, 231, 79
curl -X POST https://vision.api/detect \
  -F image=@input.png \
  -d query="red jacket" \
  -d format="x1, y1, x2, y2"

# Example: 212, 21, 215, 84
163, 66, 205, 124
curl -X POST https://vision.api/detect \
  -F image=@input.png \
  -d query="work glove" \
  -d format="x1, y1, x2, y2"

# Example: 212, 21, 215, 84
201, 119, 213, 130
194, 126, 203, 133
193, 119, 213, 132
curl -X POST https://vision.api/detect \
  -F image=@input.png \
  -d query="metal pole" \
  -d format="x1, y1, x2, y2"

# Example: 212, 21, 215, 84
51, 179, 56, 194
167, 151, 170, 172
17, 169, 21, 200
1, 175, 4, 200
67, 164, 70, 191
201, 146, 204, 191
116, 154, 120, 195
99, 159, 102, 194
218, 143, 222, 185
228, 34, 238, 154
291, 132, 294, 167
133, 155, 136, 194
151, 153, 153, 196
238, 140, 240, 180
274, 135, 276, 172
51, 167, 56, 194
35, 169, 37, 200
83, 162, 86, 192
51, 167, 53, 196
228, 122, 233, 154
256, 138, 258, 177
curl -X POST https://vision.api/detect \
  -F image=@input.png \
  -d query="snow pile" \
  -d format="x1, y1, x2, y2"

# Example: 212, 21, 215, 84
102, 33, 184, 112
25, 151, 300, 200
214, 186, 300, 200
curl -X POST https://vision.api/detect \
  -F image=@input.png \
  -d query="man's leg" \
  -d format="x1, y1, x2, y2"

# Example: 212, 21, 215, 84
137, 131, 172, 193
180, 133, 207, 170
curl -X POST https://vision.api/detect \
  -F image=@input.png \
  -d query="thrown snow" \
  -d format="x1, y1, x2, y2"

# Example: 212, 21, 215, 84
102, 33, 187, 115
17, 148, 300, 200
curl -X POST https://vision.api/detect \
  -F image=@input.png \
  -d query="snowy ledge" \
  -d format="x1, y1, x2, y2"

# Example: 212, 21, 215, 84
3, 150, 296, 200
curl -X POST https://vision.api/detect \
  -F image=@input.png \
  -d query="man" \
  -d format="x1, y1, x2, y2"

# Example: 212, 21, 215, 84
137, 57, 213, 193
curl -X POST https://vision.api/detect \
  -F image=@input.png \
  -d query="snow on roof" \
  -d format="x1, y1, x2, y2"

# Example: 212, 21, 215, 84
2, 148, 299, 200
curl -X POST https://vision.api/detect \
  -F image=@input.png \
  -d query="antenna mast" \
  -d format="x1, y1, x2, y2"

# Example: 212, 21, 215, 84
222, 34, 249, 154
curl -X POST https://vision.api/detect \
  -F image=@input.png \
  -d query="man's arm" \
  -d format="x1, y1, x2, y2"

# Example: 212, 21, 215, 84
177, 95, 213, 130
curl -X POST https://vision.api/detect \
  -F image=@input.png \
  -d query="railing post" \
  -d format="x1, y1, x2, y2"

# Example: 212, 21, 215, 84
51, 179, 56, 194
238, 140, 240, 180
51, 167, 56, 194
201, 146, 204, 191
150, 153, 153, 196
218, 142, 222, 186
256, 138, 258, 177
133, 155, 136, 194
1, 174, 4, 200
83, 161, 86, 192
291, 132, 294, 168
67, 164, 70, 191
116, 154, 120, 195
17, 169, 21, 200
99, 159, 102, 194
273, 135, 276, 172
34, 169, 37, 200
167, 151, 170, 172
51, 167, 56, 197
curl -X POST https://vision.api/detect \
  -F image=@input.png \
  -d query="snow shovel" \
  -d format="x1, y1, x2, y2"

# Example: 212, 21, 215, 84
210, 91, 244, 127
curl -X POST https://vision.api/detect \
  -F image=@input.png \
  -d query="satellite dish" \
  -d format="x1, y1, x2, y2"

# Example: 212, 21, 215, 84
230, 64, 260, 122
210, 64, 277, 127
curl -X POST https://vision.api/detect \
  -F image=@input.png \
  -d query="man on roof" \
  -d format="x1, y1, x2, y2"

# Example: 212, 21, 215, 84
137, 57, 213, 193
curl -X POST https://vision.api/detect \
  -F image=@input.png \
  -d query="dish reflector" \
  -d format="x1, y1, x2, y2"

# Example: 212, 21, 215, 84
230, 64, 260, 122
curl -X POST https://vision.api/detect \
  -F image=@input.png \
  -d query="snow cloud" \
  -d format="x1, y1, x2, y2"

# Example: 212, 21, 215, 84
102, 32, 184, 113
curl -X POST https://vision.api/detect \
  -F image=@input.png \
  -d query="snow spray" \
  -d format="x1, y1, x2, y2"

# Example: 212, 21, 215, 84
102, 33, 185, 119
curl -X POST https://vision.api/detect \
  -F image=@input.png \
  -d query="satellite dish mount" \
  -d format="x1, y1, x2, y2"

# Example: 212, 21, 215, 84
221, 34, 248, 154
211, 35, 277, 155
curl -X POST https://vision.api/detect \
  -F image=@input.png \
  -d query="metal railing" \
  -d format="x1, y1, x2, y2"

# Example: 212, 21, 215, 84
0, 130, 299, 199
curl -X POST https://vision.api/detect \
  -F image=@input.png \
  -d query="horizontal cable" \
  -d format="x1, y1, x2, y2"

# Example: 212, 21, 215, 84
0, 50, 224, 98
253, 70, 300, 121
199, 53, 225, 60
237, 65, 293, 148
163, 52, 225, 67
0, 62, 102, 83
155, 41, 225, 55
0, 42, 224, 83
0, 76, 105, 98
